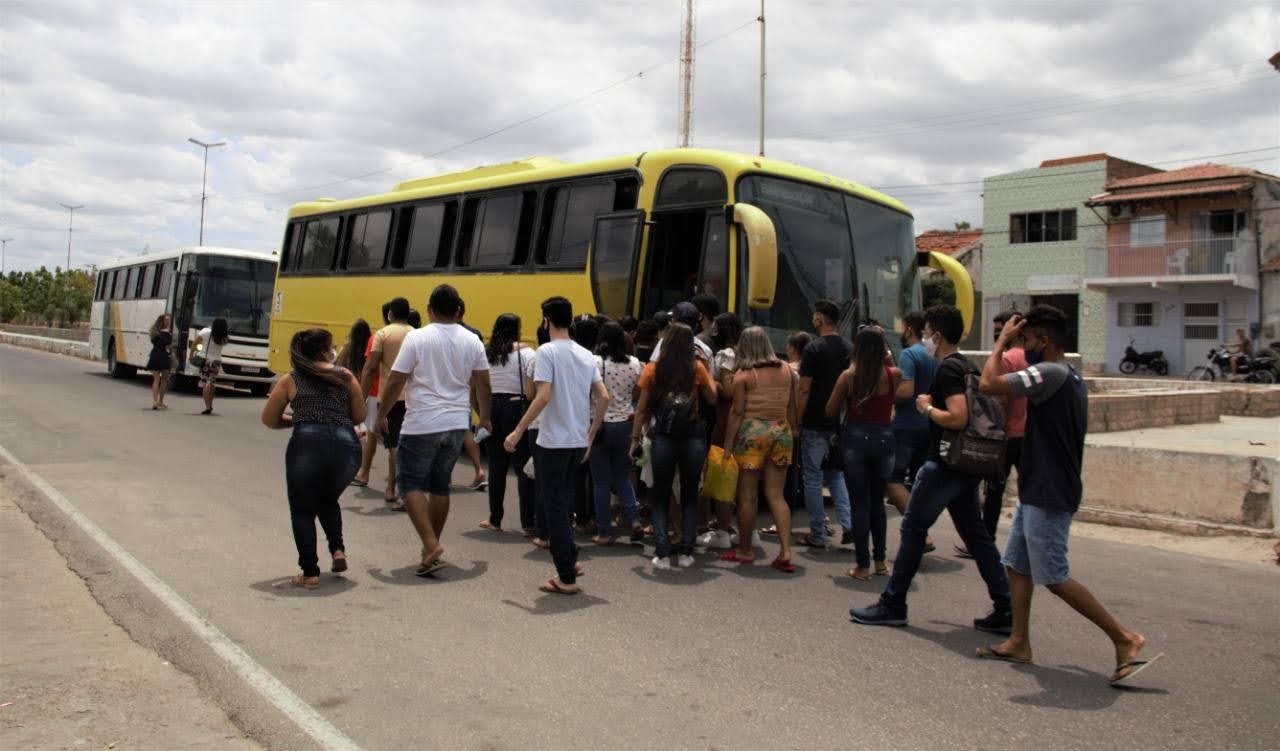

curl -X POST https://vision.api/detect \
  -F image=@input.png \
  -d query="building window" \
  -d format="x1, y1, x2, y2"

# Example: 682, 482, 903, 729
1129, 215, 1166, 247
1118, 301, 1157, 326
1010, 210, 1077, 244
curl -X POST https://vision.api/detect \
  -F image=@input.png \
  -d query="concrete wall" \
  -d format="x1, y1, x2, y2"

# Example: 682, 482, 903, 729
1257, 179, 1280, 341
982, 160, 1108, 370
1087, 389, 1220, 432
1090, 376, 1280, 417
0, 331, 92, 360
1083, 447, 1276, 531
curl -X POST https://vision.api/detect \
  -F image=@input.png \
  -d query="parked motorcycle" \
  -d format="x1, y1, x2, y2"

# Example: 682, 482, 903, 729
1118, 338, 1169, 375
1187, 346, 1277, 383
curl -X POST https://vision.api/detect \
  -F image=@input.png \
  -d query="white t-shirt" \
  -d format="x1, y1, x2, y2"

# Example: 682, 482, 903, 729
391, 322, 488, 436
197, 327, 224, 361
489, 345, 529, 395
523, 350, 541, 431
650, 336, 713, 363
597, 355, 641, 423
533, 338, 602, 449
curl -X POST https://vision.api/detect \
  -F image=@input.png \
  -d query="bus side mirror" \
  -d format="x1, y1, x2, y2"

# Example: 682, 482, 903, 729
918, 250, 975, 338
727, 203, 778, 310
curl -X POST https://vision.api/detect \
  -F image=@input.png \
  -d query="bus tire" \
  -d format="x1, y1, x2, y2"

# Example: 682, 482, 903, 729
249, 382, 271, 397
106, 340, 136, 379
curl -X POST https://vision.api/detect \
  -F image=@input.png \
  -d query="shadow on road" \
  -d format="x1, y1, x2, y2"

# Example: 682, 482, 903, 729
460, 528, 537, 545
630, 565, 722, 586
249, 575, 358, 597
365, 561, 489, 585
501, 592, 609, 615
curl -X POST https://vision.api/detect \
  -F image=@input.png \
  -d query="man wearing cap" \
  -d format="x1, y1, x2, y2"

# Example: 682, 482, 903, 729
650, 301, 713, 363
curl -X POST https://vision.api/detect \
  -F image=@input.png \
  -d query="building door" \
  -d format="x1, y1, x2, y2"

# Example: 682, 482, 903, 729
1031, 293, 1080, 352
1182, 301, 1221, 372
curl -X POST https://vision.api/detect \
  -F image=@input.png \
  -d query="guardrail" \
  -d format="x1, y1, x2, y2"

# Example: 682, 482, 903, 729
1086, 239, 1254, 279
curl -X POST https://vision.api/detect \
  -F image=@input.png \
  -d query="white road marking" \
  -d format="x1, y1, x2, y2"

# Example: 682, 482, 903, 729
0, 444, 362, 751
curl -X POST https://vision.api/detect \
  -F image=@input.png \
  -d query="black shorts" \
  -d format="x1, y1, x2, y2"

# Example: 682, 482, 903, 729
383, 401, 406, 449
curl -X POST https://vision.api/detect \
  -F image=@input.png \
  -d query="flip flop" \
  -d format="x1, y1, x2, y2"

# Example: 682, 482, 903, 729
846, 567, 871, 581
385, 499, 406, 512
975, 645, 1032, 664
1109, 653, 1165, 686
478, 520, 500, 531
350, 479, 368, 488
770, 558, 797, 573
539, 578, 580, 595
760, 525, 779, 536
415, 559, 447, 577
718, 551, 755, 564
289, 574, 319, 589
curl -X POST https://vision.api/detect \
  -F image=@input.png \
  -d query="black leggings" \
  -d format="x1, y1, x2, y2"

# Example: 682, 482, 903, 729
286, 424, 360, 577
487, 396, 535, 529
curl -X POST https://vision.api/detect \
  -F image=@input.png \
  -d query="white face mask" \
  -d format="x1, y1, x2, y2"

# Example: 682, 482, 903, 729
921, 334, 938, 358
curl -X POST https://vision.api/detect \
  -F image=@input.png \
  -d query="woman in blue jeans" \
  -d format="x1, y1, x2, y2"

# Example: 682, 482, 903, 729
827, 327, 899, 581
589, 322, 644, 544
261, 328, 366, 589
632, 324, 717, 570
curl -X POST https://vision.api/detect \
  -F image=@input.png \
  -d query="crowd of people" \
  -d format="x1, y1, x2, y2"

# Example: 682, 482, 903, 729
260, 283, 1160, 686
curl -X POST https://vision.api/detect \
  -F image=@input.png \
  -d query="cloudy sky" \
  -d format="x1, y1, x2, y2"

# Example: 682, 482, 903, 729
1, 0, 1277, 272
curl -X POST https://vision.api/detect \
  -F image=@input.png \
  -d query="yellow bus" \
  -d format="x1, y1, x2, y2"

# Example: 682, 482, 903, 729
267, 148, 971, 372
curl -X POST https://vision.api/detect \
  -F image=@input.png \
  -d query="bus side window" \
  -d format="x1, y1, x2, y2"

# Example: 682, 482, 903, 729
279, 223, 299, 273
614, 176, 640, 210
94, 273, 104, 301
141, 264, 156, 299
299, 217, 340, 272
123, 267, 137, 300
158, 262, 175, 300
398, 202, 454, 270
343, 210, 392, 272
466, 192, 527, 268
545, 181, 614, 268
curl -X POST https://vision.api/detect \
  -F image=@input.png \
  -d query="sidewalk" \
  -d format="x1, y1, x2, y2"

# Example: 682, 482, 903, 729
0, 486, 261, 750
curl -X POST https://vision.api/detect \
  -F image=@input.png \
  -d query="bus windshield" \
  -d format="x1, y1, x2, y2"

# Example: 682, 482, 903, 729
193, 255, 275, 337
736, 176, 917, 347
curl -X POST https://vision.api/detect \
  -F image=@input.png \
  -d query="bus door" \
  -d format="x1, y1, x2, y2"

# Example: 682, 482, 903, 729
639, 168, 728, 317
172, 254, 200, 367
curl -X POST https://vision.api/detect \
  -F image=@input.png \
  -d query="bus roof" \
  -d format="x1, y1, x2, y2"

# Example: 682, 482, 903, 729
287, 148, 911, 219
95, 246, 277, 271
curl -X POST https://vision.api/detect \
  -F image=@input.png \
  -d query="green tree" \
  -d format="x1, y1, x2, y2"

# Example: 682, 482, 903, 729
921, 272, 956, 308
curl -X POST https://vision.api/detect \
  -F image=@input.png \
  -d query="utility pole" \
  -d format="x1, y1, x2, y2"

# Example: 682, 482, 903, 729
58, 203, 83, 270
0, 237, 12, 275
678, 0, 696, 147
188, 137, 226, 245
758, 0, 766, 156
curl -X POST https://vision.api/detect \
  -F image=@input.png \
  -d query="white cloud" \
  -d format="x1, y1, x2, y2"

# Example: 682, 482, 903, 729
1, 0, 1276, 272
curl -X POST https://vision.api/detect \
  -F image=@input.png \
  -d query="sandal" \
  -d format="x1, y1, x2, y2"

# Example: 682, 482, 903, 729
350, 478, 368, 488
289, 574, 320, 589
975, 645, 1032, 664
539, 578, 580, 595
770, 557, 797, 573
415, 558, 446, 577
760, 524, 779, 536
478, 520, 500, 531
874, 561, 889, 576
331, 552, 348, 573
847, 567, 871, 581
718, 551, 754, 564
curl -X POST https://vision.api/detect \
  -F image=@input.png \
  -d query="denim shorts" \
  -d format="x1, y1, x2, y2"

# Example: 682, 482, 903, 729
1001, 502, 1073, 586
397, 429, 467, 496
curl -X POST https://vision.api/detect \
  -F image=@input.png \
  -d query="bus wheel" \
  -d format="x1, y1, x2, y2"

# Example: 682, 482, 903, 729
106, 340, 136, 379
249, 382, 271, 397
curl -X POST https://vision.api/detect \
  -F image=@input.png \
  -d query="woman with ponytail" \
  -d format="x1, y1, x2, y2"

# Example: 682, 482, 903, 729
261, 328, 366, 589
479, 313, 535, 534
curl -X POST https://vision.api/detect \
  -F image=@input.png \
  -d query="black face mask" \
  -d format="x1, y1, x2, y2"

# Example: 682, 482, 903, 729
900, 333, 909, 348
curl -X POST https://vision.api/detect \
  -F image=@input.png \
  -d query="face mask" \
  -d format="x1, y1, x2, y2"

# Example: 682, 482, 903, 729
1025, 348, 1044, 366
900, 333, 909, 348
922, 335, 938, 358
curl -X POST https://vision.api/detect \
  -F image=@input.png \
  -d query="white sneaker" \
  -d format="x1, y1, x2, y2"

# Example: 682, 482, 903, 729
698, 529, 732, 549
651, 556, 672, 571
677, 554, 695, 568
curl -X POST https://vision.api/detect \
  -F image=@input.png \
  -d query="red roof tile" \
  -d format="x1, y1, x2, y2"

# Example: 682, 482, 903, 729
1087, 181, 1252, 205
915, 229, 982, 257
1106, 163, 1277, 189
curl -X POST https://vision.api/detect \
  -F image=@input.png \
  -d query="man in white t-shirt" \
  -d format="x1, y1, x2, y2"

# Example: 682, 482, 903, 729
378, 284, 491, 576
505, 296, 609, 595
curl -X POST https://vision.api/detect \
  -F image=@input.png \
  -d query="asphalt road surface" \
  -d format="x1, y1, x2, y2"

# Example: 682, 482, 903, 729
2, 344, 1277, 750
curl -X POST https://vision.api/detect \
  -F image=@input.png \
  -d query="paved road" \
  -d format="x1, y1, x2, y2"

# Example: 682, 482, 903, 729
2, 343, 1277, 750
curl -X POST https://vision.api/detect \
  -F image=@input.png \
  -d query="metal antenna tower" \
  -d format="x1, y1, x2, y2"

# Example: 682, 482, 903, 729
678, 0, 696, 147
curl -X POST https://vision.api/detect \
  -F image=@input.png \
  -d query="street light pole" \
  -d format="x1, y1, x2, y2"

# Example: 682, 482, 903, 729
0, 237, 12, 275
187, 137, 226, 245
58, 203, 83, 269
758, 0, 766, 157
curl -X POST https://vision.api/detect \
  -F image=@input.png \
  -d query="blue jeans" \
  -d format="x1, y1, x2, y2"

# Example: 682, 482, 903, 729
285, 424, 360, 577
649, 432, 707, 558
801, 428, 852, 542
588, 420, 640, 537
881, 461, 1010, 612
534, 445, 584, 585
841, 423, 894, 568
1002, 502, 1073, 586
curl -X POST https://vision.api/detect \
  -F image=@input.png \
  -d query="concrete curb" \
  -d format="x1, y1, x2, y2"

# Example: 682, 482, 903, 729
1075, 505, 1279, 539
1, 331, 93, 360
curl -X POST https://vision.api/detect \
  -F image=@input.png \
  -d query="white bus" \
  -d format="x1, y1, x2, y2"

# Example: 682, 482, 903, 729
89, 246, 278, 395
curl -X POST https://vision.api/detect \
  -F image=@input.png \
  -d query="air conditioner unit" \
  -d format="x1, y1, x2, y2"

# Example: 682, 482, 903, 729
1108, 203, 1135, 219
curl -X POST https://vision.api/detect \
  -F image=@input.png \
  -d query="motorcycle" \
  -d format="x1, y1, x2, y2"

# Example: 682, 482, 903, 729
1187, 346, 1277, 384
1118, 338, 1168, 375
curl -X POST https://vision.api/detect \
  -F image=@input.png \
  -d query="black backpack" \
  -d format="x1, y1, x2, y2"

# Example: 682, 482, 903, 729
652, 388, 703, 440
938, 368, 1006, 476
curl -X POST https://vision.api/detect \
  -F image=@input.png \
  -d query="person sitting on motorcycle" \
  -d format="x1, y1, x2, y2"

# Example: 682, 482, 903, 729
1225, 328, 1253, 377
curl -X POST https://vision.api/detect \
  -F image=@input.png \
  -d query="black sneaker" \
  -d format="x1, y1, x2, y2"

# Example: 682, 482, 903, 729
954, 544, 974, 560
850, 602, 908, 627
973, 607, 1013, 635
841, 528, 855, 546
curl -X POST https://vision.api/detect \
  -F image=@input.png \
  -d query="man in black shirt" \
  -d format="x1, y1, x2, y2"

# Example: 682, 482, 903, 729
796, 299, 853, 547
851, 305, 1010, 630
976, 306, 1158, 685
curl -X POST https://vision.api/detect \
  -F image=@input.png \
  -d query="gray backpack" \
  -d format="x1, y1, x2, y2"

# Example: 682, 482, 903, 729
938, 370, 1006, 476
